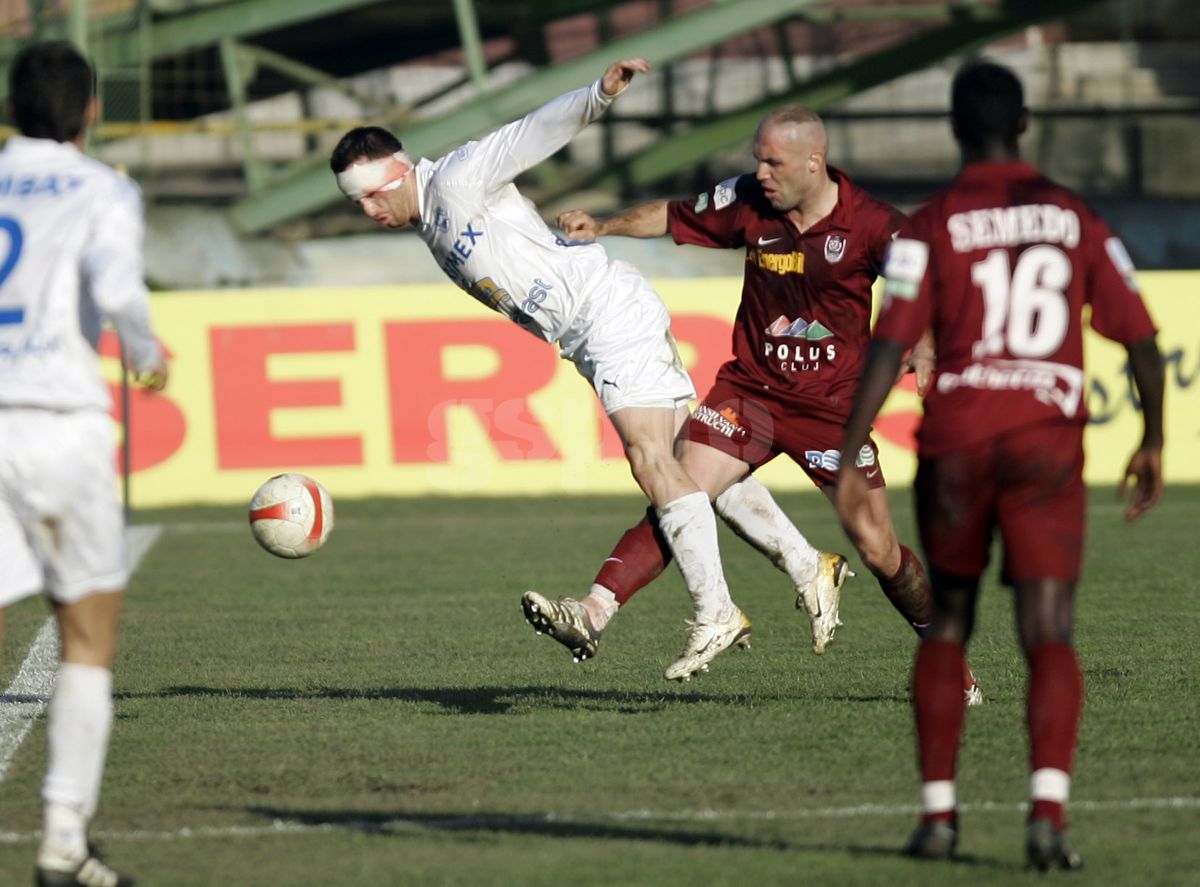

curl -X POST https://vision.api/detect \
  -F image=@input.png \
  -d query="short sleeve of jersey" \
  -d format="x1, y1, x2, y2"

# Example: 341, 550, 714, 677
1082, 211, 1157, 345
873, 213, 935, 349
666, 175, 752, 249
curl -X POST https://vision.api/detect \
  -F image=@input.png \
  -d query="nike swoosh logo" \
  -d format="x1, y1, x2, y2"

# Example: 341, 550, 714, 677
865, 469, 879, 479
757, 235, 783, 246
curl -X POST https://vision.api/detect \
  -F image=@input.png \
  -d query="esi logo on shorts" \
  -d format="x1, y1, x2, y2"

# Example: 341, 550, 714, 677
805, 449, 841, 471
854, 445, 876, 468
694, 192, 710, 213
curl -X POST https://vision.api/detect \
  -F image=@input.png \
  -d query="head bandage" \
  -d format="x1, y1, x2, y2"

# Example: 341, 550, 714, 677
336, 151, 412, 201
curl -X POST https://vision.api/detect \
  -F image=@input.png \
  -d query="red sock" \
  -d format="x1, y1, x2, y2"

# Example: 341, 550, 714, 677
879, 545, 933, 634
1027, 641, 1083, 829
913, 639, 967, 784
923, 810, 957, 826
593, 507, 673, 606
1030, 799, 1066, 829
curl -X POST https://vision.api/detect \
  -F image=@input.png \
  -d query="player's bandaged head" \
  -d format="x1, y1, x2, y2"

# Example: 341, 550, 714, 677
336, 151, 413, 201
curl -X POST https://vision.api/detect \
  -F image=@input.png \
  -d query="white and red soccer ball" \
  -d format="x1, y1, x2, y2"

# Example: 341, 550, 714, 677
248, 473, 334, 558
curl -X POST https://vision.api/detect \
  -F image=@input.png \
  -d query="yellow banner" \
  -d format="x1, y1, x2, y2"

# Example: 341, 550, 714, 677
114, 273, 1194, 506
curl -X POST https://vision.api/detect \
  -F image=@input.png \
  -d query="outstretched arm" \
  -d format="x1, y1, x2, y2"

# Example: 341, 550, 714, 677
1119, 334, 1165, 521
557, 200, 670, 242
457, 58, 651, 190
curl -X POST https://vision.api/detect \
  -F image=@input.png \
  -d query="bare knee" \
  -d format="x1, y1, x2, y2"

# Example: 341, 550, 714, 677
54, 590, 123, 668
625, 439, 673, 488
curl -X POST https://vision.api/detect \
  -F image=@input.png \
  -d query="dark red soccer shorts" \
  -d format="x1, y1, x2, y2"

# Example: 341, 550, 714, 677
681, 376, 887, 490
914, 421, 1086, 585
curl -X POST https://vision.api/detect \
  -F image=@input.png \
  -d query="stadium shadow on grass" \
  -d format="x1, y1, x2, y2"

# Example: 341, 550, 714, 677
112, 684, 802, 714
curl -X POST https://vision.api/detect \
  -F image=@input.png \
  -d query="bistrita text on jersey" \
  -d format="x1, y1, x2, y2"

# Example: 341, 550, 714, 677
0, 174, 83, 198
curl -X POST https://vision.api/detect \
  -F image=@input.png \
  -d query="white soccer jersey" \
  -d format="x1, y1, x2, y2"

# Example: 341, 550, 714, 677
414, 79, 629, 353
0, 135, 162, 412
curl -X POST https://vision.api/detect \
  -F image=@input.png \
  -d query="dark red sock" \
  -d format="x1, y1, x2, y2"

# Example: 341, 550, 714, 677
923, 810, 957, 826
1027, 641, 1083, 829
1030, 800, 1066, 829
593, 507, 673, 606
879, 545, 933, 634
913, 639, 967, 784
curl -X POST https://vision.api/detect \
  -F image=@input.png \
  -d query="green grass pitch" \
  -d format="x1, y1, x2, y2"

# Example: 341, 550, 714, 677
1, 486, 1197, 885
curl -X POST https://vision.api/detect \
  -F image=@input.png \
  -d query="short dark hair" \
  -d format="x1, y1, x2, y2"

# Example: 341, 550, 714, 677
951, 60, 1025, 150
9, 41, 95, 142
329, 126, 403, 174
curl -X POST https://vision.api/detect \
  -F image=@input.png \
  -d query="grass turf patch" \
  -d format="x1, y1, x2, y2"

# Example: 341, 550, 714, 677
1, 487, 1197, 885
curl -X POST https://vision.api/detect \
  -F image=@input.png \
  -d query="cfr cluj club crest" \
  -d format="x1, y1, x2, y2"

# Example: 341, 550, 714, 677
825, 234, 847, 263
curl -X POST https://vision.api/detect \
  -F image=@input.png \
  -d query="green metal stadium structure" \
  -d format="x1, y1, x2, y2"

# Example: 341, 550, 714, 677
0, 0, 1112, 235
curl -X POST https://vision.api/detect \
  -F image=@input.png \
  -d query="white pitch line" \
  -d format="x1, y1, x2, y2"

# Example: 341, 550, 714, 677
0, 619, 61, 784
0, 796, 1197, 845
0, 525, 162, 785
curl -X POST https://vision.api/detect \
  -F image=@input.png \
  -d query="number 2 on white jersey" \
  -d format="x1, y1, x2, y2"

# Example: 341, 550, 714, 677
0, 215, 25, 325
971, 244, 1071, 360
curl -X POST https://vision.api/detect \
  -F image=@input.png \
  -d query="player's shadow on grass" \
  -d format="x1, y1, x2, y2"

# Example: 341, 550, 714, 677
245, 805, 792, 850
114, 684, 796, 715
242, 807, 1022, 869
813, 845, 1022, 871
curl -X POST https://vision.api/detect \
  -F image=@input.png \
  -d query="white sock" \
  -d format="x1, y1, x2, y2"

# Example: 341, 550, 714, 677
715, 476, 819, 588
39, 663, 113, 865
582, 584, 618, 631
921, 780, 957, 815
1030, 768, 1071, 804
656, 490, 732, 619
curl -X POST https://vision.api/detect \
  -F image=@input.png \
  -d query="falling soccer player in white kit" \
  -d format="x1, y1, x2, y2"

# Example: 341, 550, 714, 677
329, 59, 749, 680
0, 42, 169, 887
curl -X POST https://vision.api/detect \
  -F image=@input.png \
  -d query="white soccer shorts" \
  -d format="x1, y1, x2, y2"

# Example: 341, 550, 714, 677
565, 262, 696, 415
0, 409, 128, 607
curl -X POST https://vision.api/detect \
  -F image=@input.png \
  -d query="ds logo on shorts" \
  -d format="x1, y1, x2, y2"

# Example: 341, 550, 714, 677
805, 449, 841, 471
854, 445, 876, 468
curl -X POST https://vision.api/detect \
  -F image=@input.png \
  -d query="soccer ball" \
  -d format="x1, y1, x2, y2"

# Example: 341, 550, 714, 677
248, 473, 334, 558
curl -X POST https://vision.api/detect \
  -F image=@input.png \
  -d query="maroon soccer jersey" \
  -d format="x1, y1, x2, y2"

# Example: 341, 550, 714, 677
877, 160, 1157, 456
667, 168, 905, 420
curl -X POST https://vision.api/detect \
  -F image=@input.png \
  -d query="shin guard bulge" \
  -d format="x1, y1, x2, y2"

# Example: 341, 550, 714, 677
592, 505, 673, 605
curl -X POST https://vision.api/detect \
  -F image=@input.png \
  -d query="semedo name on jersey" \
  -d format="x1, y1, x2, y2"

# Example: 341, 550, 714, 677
947, 204, 1081, 253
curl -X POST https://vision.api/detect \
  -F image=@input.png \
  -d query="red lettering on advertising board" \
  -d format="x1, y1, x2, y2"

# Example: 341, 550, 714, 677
101, 331, 186, 474
596, 314, 735, 459
211, 324, 363, 468
385, 321, 560, 462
